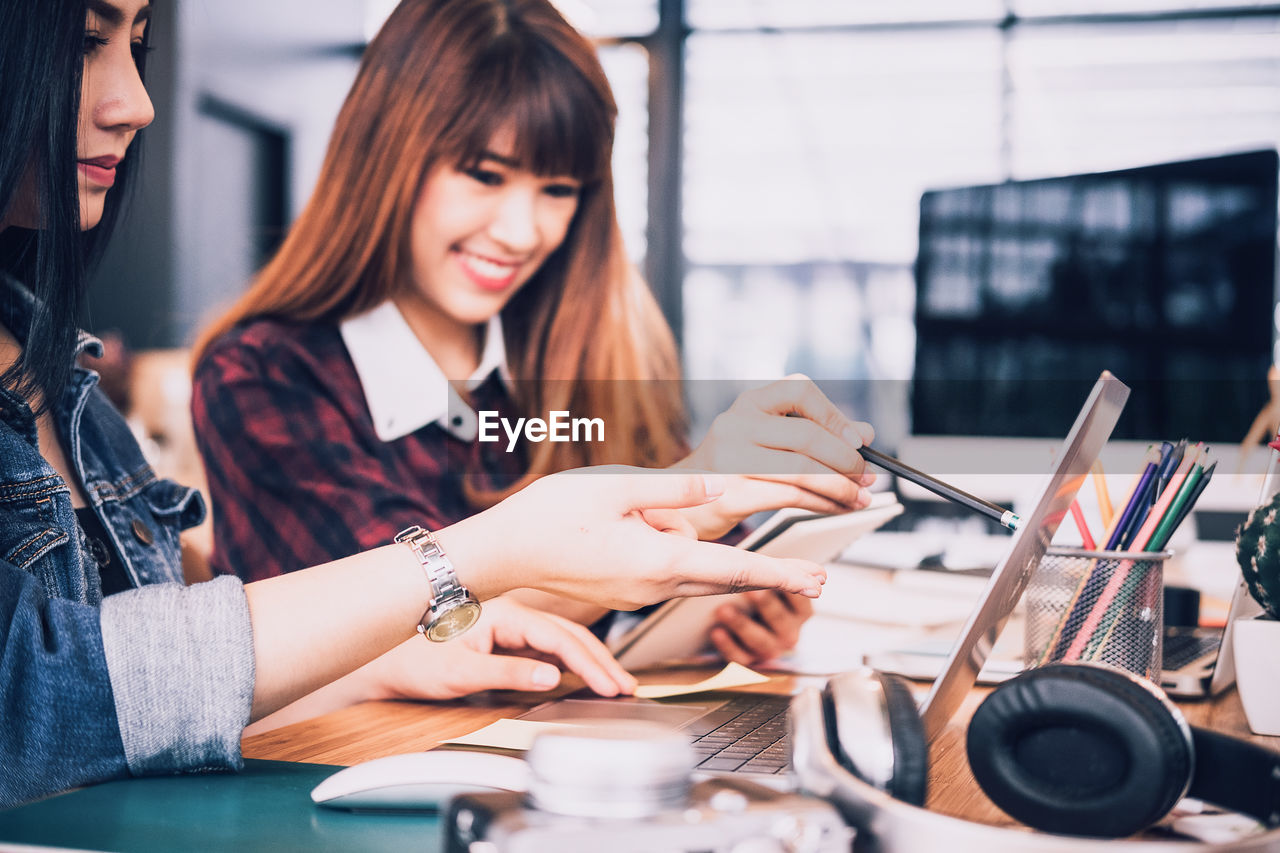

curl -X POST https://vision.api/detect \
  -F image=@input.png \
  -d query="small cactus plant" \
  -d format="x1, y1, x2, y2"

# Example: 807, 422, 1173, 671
1237, 489, 1280, 619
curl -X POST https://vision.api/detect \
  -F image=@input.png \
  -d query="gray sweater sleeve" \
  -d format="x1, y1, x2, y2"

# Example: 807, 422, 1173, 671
99, 575, 255, 774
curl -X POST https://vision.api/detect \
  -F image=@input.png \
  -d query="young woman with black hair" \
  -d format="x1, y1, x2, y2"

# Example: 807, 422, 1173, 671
0, 0, 826, 806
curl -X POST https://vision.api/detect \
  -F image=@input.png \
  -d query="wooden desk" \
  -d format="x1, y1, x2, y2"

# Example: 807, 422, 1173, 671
241, 668, 1278, 828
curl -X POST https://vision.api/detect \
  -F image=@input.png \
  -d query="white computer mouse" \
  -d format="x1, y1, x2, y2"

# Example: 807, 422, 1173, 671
310, 750, 530, 811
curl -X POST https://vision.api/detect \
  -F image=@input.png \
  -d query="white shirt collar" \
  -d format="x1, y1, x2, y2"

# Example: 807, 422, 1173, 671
339, 300, 512, 443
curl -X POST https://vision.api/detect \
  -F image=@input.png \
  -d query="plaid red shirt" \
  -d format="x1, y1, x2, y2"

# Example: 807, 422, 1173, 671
192, 317, 528, 582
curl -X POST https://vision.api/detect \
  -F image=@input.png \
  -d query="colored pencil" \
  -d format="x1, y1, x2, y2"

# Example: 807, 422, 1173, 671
1166, 458, 1215, 537
1035, 444, 1159, 665
1119, 440, 1180, 549
1072, 444, 1202, 660
1091, 460, 1113, 528
1148, 453, 1209, 552
1070, 500, 1097, 549
1156, 439, 1187, 500
1088, 450, 1213, 659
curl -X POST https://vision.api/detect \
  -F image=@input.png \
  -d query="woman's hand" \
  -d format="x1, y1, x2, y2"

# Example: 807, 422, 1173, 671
674, 375, 878, 540
244, 596, 636, 734
366, 596, 637, 700
439, 467, 828, 610
709, 590, 814, 666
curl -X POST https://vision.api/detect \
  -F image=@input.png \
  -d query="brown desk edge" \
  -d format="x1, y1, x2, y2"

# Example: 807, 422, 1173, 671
241, 668, 1280, 830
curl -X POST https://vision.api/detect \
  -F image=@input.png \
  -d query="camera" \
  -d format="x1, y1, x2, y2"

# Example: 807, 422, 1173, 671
443, 720, 850, 853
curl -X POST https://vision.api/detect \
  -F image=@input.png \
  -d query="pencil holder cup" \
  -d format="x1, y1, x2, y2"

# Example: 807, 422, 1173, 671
1023, 547, 1172, 682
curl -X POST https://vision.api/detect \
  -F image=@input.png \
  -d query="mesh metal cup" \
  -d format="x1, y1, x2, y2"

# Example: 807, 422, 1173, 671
1023, 546, 1172, 681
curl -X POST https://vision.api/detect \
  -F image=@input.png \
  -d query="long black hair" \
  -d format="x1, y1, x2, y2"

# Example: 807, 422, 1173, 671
0, 0, 147, 413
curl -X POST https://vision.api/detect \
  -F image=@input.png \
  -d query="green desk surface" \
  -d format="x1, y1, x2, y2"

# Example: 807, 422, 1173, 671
0, 760, 442, 852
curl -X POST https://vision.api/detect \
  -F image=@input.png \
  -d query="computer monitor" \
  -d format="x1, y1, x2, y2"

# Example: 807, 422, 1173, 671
911, 149, 1278, 448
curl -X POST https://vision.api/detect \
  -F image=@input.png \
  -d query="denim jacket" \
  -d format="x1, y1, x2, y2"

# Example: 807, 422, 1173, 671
0, 280, 254, 807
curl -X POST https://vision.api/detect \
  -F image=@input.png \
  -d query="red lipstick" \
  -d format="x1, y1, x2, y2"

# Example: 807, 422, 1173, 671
79, 156, 120, 188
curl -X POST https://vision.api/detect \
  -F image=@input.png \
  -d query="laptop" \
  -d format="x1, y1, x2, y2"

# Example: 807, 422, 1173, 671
518, 371, 1130, 780
1161, 572, 1260, 698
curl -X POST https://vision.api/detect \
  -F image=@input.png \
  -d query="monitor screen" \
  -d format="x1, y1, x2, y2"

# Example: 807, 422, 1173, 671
911, 149, 1279, 444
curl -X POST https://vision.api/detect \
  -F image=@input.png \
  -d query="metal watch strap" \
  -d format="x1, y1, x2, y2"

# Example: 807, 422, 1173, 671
395, 525, 470, 636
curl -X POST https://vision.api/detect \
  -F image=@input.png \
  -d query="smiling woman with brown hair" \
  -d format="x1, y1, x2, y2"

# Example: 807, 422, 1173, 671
192, 0, 688, 499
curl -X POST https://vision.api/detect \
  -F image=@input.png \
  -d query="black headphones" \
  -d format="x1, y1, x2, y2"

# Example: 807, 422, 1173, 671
966, 662, 1280, 837
791, 664, 1280, 842
816, 667, 929, 807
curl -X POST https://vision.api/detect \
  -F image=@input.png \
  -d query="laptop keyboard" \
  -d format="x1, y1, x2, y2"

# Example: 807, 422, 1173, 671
1164, 631, 1221, 671
689, 695, 792, 774
684, 635, 1219, 774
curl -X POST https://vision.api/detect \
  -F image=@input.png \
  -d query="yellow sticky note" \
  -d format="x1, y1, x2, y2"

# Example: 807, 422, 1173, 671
634, 662, 770, 699
444, 718, 582, 751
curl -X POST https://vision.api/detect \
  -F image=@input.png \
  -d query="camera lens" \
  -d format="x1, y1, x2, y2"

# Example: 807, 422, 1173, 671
526, 720, 695, 819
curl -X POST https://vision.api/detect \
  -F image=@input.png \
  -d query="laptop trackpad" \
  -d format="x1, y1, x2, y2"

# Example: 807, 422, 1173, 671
519, 698, 712, 729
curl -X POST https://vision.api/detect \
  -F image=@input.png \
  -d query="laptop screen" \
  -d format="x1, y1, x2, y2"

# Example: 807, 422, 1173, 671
918, 371, 1131, 740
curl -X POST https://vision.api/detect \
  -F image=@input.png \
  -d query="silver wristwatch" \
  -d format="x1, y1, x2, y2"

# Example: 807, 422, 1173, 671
395, 525, 481, 642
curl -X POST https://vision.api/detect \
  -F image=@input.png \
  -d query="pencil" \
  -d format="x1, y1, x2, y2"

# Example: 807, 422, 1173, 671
1071, 444, 1202, 660
1148, 453, 1209, 552
1087, 449, 1211, 659
1118, 440, 1179, 549
1104, 445, 1162, 551
1070, 500, 1097, 549
1091, 460, 1113, 528
859, 446, 1020, 531
1155, 439, 1188, 500
1165, 458, 1216, 537
1036, 444, 1160, 665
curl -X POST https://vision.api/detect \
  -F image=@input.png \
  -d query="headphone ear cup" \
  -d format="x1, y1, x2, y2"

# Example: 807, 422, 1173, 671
877, 671, 928, 806
965, 664, 1192, 838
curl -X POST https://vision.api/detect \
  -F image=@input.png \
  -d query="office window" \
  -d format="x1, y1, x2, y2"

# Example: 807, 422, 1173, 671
1008, 19, 1280, 177
1013, 0, 1280, 15
599, 44, 650, 263
363, 0, 398, 41
560, 0, 658, 38
670, 5, 1280, 448
687, 0, 1004, 29
681, 27, 1002, 437
683, 29, 1003, 267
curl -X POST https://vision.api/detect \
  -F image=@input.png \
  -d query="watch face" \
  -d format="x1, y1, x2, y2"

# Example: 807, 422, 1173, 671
426, 600, 482, 642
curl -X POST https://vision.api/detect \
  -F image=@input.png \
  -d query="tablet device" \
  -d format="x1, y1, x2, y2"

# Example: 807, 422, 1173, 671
609, 492, 904, 669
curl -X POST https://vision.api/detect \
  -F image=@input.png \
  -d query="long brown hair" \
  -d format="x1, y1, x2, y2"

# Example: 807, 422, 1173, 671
193, 0, 686, 502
